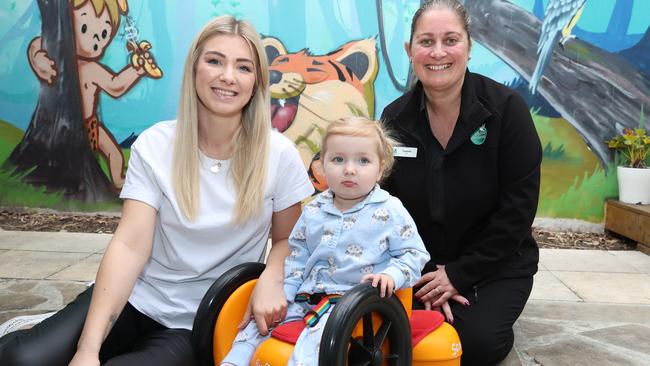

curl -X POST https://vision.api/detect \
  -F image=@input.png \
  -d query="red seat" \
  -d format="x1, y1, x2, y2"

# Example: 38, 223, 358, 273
271, 310, 445, 347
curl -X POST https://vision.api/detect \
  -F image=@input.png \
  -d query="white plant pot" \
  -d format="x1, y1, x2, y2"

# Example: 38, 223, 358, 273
617, 166, 650, 204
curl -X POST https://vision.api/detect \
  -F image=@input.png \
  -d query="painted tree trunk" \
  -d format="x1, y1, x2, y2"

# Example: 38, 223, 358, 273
462, 0, 650, 169
4, 0, 114, 202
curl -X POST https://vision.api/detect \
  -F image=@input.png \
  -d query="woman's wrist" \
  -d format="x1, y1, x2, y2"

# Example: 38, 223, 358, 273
76, 325, 107, 355
259, 268, 284, 285
75, 340, 101, 355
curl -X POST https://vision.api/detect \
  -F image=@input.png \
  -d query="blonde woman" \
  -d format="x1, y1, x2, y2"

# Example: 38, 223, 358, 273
0, 15, 313, 366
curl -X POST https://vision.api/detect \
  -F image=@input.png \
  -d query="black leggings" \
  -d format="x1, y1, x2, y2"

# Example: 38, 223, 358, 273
0, 286, 196, 366
414, 276, 533, 366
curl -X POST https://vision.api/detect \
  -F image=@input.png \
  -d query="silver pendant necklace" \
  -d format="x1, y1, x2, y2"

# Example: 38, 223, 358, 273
210, 161, 222, 173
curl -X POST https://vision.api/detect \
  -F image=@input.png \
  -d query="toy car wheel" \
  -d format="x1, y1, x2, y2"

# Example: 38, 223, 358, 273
319, 283, 412, 366
191, 262, 265, 366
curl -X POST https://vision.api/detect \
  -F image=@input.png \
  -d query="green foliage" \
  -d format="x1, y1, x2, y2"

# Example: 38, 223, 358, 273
0, 119, 24, 163
295, 135, 320, 154
97, 149, 131, 181
0, 167, 122, 212
542, 142, 566, 160
0, 168, 64, 208
0, 121, 123, 212
0, 141, 14, 166
537, 165, 618, 222
346, 102, 367, 117
607, 128, 650, 168
606, 106, 650, 168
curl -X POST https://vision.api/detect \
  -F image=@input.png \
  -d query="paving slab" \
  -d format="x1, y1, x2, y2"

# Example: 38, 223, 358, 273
525, 338, 644, 366
0, 231, 110, 253
516, 319, 565, 340
0, 291, 47, 312
1, 233, 649, 365
0, 280, 88, 307
608, 251, 650, 274
522, 300, 650, 324
0, 280, 88, 324
580, 324, 650, 356
48, 253, 102, 281
0, 251, 90, 279
553, 272, 650, 304
540, 249, 642, 273
530, 271, 582, 302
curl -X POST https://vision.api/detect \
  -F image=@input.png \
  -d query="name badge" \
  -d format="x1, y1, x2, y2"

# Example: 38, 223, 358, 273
393, 146, 417, 158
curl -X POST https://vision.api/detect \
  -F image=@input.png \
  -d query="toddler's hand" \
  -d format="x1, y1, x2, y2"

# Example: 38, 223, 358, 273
361, 273, 395, 298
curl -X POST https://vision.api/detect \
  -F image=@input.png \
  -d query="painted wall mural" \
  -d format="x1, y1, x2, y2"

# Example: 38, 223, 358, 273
0, 0, 648, 222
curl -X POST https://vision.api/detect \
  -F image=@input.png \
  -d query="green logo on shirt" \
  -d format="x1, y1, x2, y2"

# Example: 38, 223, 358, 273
470, 124, 487, 145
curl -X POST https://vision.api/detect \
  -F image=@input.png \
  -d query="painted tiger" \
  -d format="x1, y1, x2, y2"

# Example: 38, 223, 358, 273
263, 36, 379, 172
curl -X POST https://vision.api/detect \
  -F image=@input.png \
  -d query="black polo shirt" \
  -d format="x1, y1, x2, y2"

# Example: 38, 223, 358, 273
381, 70, 542, 293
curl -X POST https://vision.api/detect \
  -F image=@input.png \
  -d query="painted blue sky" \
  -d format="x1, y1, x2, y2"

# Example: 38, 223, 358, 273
0, 0, 648, 141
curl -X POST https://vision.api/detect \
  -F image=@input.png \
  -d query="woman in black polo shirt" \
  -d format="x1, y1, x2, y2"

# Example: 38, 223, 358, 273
381, 1, 542, 365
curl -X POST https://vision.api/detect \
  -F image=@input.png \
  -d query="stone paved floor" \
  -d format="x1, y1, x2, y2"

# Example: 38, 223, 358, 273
1, 231, 649, 365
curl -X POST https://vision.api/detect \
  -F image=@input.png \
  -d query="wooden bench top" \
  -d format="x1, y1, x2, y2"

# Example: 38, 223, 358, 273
605, 200, 650, 254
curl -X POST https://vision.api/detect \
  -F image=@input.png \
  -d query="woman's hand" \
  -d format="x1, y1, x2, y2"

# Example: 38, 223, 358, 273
421, 298, 461, 324
415, 265, 469, 308
239, 272, 287, 336
68, 348, 100, 366
237, 203, 300, 335
361, 273, 396, 297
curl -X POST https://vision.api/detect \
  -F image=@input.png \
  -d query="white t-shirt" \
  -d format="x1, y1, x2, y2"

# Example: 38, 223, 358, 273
120, 120, 314, 329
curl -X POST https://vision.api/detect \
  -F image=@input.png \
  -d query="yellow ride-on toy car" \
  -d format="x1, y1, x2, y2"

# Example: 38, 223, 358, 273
192, 263, 462, 365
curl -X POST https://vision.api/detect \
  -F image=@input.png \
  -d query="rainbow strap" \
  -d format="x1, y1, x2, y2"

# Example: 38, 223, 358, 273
300, 294, 342, 327
303, 297, 331, 327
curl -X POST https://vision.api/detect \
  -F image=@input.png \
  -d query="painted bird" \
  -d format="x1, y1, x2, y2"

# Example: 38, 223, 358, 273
529, 0, 587, 94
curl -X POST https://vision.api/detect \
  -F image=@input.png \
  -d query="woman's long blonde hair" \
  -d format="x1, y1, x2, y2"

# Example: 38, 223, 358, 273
172, 15, 270, 223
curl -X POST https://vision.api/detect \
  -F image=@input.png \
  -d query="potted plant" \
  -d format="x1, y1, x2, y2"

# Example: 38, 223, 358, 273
607, 127, 650, 204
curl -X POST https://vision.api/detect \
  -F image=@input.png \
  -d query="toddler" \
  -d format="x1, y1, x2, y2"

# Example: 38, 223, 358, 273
221, 117, 430, 365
